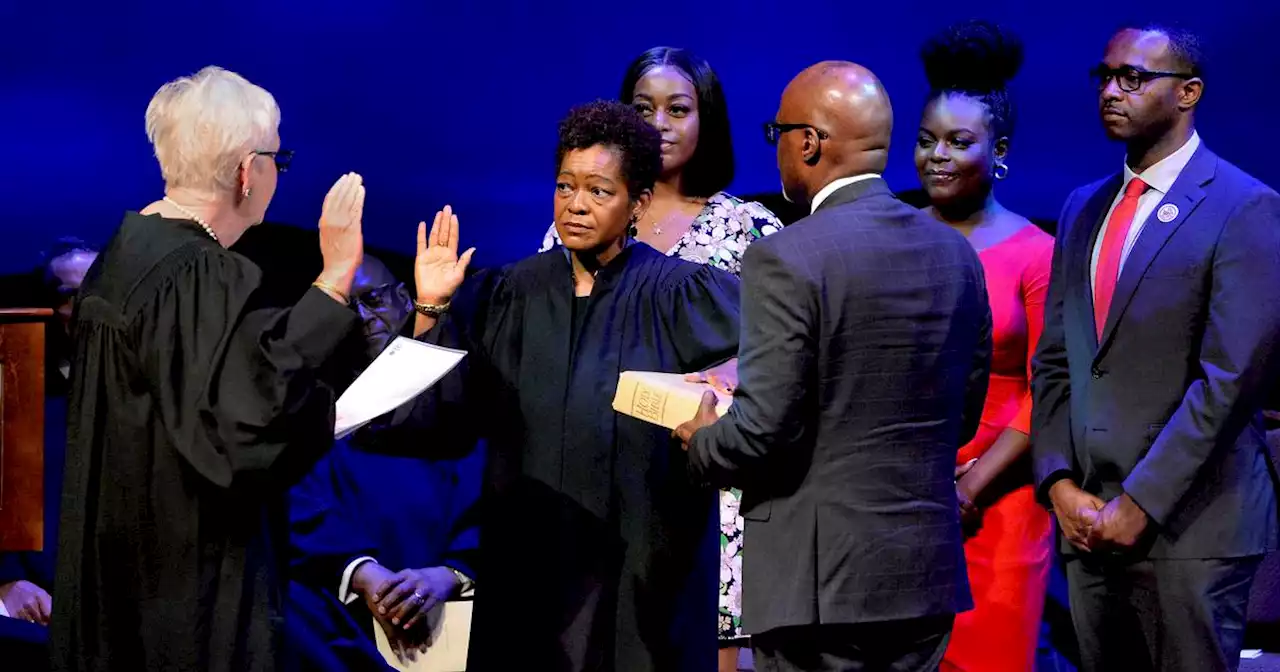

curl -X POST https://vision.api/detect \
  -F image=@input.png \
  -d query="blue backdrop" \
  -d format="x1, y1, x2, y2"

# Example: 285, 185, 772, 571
2, 1, 1276, 274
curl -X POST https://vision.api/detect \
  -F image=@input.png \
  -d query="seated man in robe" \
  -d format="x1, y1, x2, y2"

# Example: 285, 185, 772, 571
0, 240, 98, 671
285, 254, 480, 670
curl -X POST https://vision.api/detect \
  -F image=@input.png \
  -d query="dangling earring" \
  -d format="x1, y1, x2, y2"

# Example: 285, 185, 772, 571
994, 162, 1009, 181
628, 216, 639, 238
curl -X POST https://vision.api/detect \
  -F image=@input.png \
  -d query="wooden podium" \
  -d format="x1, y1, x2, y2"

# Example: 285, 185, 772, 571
0, 308, 51, 552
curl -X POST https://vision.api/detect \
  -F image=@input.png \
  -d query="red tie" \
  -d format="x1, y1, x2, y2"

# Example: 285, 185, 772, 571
1093, 177, 1148, 340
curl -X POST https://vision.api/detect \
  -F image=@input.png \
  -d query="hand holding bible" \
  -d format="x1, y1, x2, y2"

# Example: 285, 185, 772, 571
675, 391, 722, 449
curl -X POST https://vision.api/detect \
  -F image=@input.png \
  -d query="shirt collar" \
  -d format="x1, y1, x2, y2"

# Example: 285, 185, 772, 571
811, 174, 882, 213
1123, 131, 1200, 195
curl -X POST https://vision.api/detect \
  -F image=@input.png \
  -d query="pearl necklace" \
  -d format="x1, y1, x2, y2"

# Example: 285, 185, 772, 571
162, 197, 219, 242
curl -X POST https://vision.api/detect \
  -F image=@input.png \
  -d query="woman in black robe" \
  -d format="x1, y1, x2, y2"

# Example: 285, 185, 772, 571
381, 100, 741, 671
52, 66, 368, 672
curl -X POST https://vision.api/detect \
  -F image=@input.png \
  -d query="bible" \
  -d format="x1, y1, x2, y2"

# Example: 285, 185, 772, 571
612, 371, 729, 431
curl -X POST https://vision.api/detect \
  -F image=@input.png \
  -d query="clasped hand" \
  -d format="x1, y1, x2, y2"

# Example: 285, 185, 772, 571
954, 459, 983, 538
354, 562, 459, 664
1048, 481, 1149, 552
0, 580, 51, 625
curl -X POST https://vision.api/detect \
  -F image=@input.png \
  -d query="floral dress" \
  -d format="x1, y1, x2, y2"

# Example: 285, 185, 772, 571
540, 191, 783, 641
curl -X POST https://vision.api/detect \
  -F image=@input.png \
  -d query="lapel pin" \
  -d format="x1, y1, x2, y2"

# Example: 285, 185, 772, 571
1157, 203, 1179, 223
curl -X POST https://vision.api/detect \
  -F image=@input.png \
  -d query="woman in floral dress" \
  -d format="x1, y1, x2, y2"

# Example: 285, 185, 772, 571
541, 47, 782, 671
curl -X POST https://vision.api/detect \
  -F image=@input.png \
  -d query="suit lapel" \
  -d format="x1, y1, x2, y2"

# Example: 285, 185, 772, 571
1069, 174, 1123, 358
1095, 148, 1216, 358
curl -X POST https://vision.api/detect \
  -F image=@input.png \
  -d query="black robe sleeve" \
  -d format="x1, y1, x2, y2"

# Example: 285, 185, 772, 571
440, 448, 484, 579
286, 445, 378, 590
656, 264, 742, 372
133, 248, 361, 491
379, 267, 516, 448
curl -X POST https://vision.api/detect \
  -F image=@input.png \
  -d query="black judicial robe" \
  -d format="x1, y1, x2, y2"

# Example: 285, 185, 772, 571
283, 432, 482, 671
52, 212, 361, 672
406, 244, 740, 672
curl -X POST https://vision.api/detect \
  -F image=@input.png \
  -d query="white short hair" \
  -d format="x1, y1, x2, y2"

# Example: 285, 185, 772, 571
145, 66, 280, 193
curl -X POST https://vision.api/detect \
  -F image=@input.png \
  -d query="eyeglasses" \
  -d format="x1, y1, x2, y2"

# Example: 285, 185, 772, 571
356, 282, 409, 307
1089, 65, 1195, 93
252, 149, 294, 173
763, 122, 830, 146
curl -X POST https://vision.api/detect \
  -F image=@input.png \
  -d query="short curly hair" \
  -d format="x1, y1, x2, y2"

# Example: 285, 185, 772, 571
556, 99, 662, 200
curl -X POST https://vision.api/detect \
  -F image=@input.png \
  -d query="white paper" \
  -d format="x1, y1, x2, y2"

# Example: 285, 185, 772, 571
372, 599, 473, 671
334, 337, 466, 439
1241, 649, 1262, 659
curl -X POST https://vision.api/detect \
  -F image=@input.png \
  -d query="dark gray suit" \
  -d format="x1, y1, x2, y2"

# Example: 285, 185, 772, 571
689, 179, 992, 671
1031, 145, 1280, 672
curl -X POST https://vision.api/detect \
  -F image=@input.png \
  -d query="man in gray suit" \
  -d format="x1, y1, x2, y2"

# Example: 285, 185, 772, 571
676, 61, 992, 672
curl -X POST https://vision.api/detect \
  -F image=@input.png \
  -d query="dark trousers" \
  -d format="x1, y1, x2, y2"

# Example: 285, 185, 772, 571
1065, 554, 1261, 672
751, 616, 954, 672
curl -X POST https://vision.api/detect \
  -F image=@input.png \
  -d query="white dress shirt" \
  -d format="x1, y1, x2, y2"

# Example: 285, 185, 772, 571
810, 174, 882, 214
1089, 132, 1201, 289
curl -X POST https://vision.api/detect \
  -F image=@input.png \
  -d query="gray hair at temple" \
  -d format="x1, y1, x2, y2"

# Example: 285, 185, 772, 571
144, 66, 280, 193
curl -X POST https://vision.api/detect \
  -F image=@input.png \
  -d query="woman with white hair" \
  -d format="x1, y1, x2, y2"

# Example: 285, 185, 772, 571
51, 66, 368, 672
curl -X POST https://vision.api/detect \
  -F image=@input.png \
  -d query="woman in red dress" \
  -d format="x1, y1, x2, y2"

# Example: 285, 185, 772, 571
914, 21, 1054, 671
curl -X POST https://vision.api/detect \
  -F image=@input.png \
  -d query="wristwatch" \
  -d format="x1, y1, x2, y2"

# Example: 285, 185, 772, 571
448, 567, 474, 595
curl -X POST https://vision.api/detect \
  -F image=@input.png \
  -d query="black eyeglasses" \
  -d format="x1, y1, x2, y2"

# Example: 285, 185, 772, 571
355, 282, 409, 307
1090, 65, 1195, 93
763, 122, 830, 146
252, 149, 294, 173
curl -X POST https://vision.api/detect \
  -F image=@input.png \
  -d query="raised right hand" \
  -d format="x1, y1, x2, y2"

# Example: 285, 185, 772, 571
1048, 479, 1105, 552
414, 205, 475, 305
317, 172, 366, 294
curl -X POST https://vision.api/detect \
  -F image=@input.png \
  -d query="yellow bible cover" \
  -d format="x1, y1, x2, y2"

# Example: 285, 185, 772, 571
612, 371, 730, 431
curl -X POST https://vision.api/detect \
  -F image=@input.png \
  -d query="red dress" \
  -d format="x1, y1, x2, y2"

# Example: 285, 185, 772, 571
942, 224, 1055, 672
